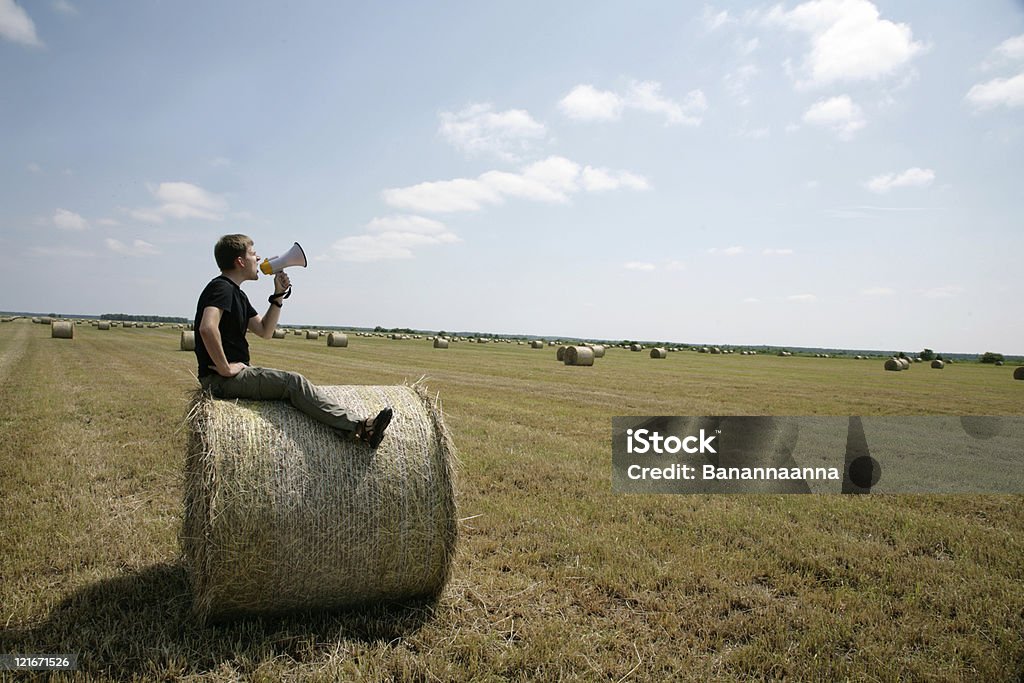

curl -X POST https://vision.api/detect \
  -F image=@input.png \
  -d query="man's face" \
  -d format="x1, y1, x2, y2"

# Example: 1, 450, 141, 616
237, 244, 260, 280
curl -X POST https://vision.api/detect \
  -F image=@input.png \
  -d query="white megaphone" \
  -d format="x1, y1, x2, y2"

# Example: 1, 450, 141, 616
260, 242, 307, 275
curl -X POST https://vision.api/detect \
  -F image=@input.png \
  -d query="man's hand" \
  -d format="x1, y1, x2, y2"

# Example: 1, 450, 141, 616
210, 362, 247, 378
274, 271, 291, 294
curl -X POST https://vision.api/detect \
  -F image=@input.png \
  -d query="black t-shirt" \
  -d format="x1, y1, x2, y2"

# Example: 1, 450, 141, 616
194, 275, 258, 378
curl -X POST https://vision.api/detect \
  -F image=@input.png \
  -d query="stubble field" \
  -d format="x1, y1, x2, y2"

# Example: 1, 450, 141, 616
1, 318, 1021, 681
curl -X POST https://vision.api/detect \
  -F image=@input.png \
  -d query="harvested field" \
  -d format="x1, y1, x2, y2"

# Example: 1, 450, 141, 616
0, 318, 1022, 681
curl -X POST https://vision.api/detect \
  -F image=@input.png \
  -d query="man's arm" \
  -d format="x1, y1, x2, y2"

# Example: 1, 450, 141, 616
248, 272, 290, 339
199, 306, 246, 377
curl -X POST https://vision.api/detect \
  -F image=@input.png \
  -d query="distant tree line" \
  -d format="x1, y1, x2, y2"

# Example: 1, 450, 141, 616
102, 313, 189, 324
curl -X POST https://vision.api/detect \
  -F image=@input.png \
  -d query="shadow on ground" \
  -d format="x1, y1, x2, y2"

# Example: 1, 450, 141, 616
1, 561, 437, 678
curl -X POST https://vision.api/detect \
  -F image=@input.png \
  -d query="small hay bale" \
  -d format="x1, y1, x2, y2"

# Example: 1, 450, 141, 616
182, 384, 458, 622
884, 358, 902, 371
590, 345, 606, 358
564, 345, 595, 366
898, 358, 910, 370
51, 321, 74, 339
98, 321, 110, 330
306, 330, 319, 340
433, 337, 449, 349
1014, 367, 1024, 380
556, 346, 568, 361
180, 331, 196, 351
931, 359, 944, 369
630, 344, 643, 352
530, 340, 544, 349
650, 347, 667, 359
272, 329, 286, 339
327, 332, 349, 348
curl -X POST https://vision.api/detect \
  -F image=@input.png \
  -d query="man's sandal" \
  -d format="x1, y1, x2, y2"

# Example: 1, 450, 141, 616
356, 407, 393, 449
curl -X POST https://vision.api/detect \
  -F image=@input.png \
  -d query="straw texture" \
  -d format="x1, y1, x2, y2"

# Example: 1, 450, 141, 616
564, 346, 594, 366
182, 384, 458, 622
433, 338, 449, 349
180, 331, 196, 351
650, 347, 667, 359
1014, 367, 1024, 380
51, 321, 74, 339
884, 358, 902, 371
327, 332, 349, 347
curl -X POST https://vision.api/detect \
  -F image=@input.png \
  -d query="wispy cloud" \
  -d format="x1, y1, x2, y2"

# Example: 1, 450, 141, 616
0, 0, 43, 47
787, 293, 818, 302
802, 95, 866, 139
917, 285, 962, 299
325, 214, 460, 262
763, 248, 794, 255
708, 246, 745, 256
624, 261, 657, 271
861, 286, 894, 296
52, 0, 78, 16
702, 6, 733, 31
53, 208, 89, 231
965, 73, 1024, 111
127, 182, 229, 223
559, 81, 707, 126
382, 156, 648, 214
105, 238, 160, 257
764, 0, 925, 89
864, 167, 935, 193
982, 33, 1024, 70
439, 103, 546, 162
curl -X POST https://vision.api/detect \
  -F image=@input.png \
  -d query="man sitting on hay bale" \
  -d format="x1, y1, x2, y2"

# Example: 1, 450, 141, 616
193, 233, 392, 448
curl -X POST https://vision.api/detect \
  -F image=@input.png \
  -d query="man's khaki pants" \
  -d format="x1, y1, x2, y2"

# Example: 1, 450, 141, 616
200, 365, 361, 435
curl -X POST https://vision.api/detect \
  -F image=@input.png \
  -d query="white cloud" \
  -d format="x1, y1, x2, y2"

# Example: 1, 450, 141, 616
0, 0, 42, 46
787, 293, 818, 302
439, 103, 546, 161
95, 218, 120, 227
864, 167, 935, 193
917, 285, 962, 299
708, 246, 745, 256
326, 214, 460, 262
802, 94, 866, 139
27, 162, 42, 174
763, 248, 794, 255
208, 156, 232, 168
724, 64, 759, 105
128, 182, 229, 223
52, 0, 77, 16
765, 0, 925, 88
105, 238, 160, 257
983, 34, 1024, 69
53, 208, 89, 231
743, 297, 761, 303
702, 6, 733, 31
965, 72, 1024, 111
382, 156, 648, 214
558, 85, 624, 122
559, 81, 706, 126
861, 286, 894, 296
625, 261, 657, 271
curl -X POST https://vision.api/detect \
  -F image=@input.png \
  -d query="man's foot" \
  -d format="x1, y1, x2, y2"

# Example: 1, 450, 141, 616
356, 407, 393, 449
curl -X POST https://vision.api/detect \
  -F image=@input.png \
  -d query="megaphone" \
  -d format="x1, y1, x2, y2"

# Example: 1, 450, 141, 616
260, 242, 307, 275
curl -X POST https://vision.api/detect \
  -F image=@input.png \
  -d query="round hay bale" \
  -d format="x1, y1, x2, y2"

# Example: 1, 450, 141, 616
650, 347, 667, 359
884, 358, 902, 371
180, 331, 196, 351
630, 344, 643, 352
51, 321, 74, 339
564, 345, 594, 366
589, 345, 606, 358
931, 359, 944, 369
898, 358, 910, 370
98, 321, 110, 330
433, 337, 449, 349
182, 384, 457, 622
294, 330, 302, 336
306, 330, 319, 340
272, 329, 286, 339
710, 347, 721, 355
1014, 366, 1024, 380
556, 346, 568, 361
994, 360, 1003, 366
530, 340, 544, 349
327, 332, 349, 348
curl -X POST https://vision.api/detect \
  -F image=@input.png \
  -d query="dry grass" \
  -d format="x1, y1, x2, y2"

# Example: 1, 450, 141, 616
1, 319, 1022, 681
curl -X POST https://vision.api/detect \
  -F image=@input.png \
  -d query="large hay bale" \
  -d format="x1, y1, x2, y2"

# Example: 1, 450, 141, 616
328, 332, 349, 348
182, 384, 457, 622
51, 321, 74, 339
180, 331, 196, 351
272, 329, 286, 339
931, 359, 944, 369
306, 330, 319, 340
650, 347, 667, 359
1014, 367, 1024, 380
884, 358, 902, 371
433, 337, 449, 349
564, 345, 594, 366
630, 344, 643, 352
98, 321, 110, 330
530, 340, 544, 349
556, 346, 568, 361
590, 345, 606, 358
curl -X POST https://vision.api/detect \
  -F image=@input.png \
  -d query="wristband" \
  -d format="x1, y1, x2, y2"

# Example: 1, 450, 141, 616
269, 287, 291, 307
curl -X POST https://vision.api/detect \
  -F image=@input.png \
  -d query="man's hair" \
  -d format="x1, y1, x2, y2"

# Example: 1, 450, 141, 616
214, 234, 253, 271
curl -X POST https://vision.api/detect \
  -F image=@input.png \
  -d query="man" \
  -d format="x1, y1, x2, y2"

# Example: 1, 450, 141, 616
194, 234, 392, 448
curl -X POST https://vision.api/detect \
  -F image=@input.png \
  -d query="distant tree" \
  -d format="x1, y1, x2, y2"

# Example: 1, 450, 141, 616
979, 352, 1004, 364
936, 353, 944, 361
897, 351, 908, 359
920, 348, 936, 361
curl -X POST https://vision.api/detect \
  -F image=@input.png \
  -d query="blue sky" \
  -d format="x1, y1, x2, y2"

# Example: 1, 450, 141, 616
2, 1, 1022, 353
